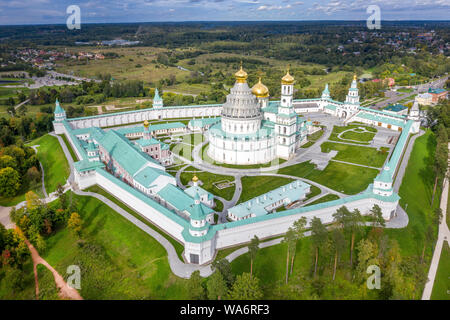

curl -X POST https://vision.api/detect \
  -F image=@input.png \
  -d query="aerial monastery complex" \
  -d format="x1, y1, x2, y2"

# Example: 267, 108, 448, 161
53, 66, 420, 265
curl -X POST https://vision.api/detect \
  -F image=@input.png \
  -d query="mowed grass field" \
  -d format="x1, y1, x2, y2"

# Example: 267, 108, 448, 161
278, 160, 379, 195
320, 142, 389, 168
180, 166, 235, 200
28, 134, 70, 194
431, 242, 450, 300
238, 176, 295, 204
43, 192, 189, 299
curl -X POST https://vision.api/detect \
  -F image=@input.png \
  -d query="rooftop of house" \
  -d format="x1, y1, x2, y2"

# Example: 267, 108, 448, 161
157, 184, 214, 218
97, 129, 163, 176
228, 180, 311, 219
134, 166, 173, 188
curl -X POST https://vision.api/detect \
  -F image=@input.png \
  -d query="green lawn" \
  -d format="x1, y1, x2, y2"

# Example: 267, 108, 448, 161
238, 176, 295, 204
340, 130, 375, 143
59, 134, 78, 161
385, 130, 441, 258
278, 161, 379, 195
329, 123, 377, 144
180, 166, 236, 201
431, 242, 450, 300
85, 185, 185, 260
42, 192, 189, 299
28, 134, 70, 194
36, 264, 60, 300
320, 142, 389, 168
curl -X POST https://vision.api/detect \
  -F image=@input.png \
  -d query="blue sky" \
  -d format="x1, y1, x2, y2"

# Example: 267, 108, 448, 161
0, 0, 449, 25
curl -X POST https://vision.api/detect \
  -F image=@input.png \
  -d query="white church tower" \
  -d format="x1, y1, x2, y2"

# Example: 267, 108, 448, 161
343, 74, 360, 117
153, 88, 163, 108
53, 99, 66, 134
276, 69, 297, 159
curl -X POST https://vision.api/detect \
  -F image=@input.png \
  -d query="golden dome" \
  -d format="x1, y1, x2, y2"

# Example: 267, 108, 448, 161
235, 63, 248, 83
143, 120, 150, 128
353, 74, 357, 81
281, 68, 295, 85
252, 78, 269, 98
192, 175, 199, 182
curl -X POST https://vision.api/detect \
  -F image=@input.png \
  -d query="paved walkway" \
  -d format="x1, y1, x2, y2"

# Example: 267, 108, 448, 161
422, 166, 450, 300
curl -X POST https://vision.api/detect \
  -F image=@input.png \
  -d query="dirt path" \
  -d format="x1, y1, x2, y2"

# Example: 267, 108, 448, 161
24, 238, 83, 300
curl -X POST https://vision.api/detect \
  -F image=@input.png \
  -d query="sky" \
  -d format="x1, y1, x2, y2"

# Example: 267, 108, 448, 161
0, 0, 449, 25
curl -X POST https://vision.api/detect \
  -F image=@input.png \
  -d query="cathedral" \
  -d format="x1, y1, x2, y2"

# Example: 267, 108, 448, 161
207, 65, 313, 165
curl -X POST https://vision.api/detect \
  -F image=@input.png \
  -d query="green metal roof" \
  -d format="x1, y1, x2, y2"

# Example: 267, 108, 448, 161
325, 104, 337, 111
134, 166, 172, 188
356, 112, 405, 128
97, 130, 161, 176
157, 184, 214, 216
54, 99, 65, 114
184, 185, 214, 201
74, 160, 104, 172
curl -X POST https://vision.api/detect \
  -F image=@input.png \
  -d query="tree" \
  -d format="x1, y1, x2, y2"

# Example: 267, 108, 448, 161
229, 273, 263, 300
291, 217, 307, 276
311, 217, 327, 277
187, 270, 205, 300
248, 235, 259, 278
369, 204, 386, 228
282, 228, 297, 284
431, 124, 448, 206
56, 183, 68, 210
211, 258, 235, 287
330, 228, 346, 281
26, 166, 41, 184
348, 209, 363, 267
0, 155, 17, 170
67, 212, 82, 237
355, 238, 379, 284
25, 191, 41, 210
207, 271, 228, 300
0, 167, 21, 197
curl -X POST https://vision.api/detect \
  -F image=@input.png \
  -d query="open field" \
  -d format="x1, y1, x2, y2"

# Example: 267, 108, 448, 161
85, 185, 185, 260
238, 176, 295, 204
27, 134, 70, 194
42, 192, 189, 299
278, 160, 379, 195
180, 166, 235, 201
320, 142, 389, 168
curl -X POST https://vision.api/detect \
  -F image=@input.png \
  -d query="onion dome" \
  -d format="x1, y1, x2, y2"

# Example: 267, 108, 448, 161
252, 78, 269, 98
143, 120, 150, 128
235, 64, 248, 83
353, 74, 357, 81
192, 175, 199, 183
281, 68, 295, 85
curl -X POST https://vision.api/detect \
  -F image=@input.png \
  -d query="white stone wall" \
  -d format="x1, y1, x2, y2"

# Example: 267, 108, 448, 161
215, 196, 397, 250
208, 134, 277, 164
68, 105, 222, 129
95, 170, 186, 243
